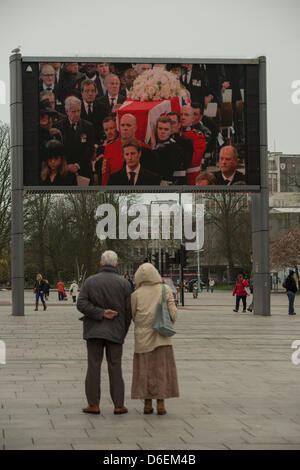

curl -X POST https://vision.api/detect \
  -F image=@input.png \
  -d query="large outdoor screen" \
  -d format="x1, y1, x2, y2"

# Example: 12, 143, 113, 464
22, 60, 260, 189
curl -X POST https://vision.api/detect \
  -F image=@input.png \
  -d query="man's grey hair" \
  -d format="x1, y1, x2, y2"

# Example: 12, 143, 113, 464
65, 96, 81, 111
104, 73, 120, 86
101, 250, 118, 267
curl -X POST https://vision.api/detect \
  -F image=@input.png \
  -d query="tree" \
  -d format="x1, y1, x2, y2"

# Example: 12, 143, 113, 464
0, 122, 11, 259
201, 193, 252, 279
270, 228, 300, 275
24, 193, 52, 276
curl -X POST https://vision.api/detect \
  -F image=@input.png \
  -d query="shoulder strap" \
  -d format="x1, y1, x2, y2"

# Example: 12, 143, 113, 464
162, 284, 166, 302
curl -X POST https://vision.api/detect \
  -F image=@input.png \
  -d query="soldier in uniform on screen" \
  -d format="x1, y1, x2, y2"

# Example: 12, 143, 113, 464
153, 116, 189, 185
212, 145, 245, 185
180, 105, 206, 185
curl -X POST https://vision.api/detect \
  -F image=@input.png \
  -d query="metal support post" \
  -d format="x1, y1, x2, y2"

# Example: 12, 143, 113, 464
251, 56, 270, 316
10, 52, 24, 316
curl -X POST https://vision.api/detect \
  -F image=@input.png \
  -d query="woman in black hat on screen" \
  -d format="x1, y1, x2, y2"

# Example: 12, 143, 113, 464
40, 140, 77, 186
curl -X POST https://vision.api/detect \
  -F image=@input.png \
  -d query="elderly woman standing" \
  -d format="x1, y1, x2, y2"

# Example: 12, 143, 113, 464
131, 263, 179, 415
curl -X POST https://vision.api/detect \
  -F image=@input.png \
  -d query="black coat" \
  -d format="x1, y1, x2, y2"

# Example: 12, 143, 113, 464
213, 170, 246, 186
286, 276, 298, 293
94, 73, 106, 97
56, 118, 95, 179
181, 68, 210, 105
34, 280, 47, 293
41, 171, 78, 186
77, 266, 132, 342
108, 166, 161, 186
96, 93, 126, 115
156, 139, 190, 182
80, 100, 107, 143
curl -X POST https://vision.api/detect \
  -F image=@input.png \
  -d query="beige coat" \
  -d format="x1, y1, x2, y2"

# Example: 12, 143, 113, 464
131, 263, 177, 354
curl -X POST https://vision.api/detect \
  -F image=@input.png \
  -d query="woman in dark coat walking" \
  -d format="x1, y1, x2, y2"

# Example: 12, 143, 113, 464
34, 274, 47, 311
284, 270, 298, 315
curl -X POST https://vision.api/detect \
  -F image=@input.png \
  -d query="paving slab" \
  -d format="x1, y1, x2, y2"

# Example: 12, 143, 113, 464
0, 290, 300, 450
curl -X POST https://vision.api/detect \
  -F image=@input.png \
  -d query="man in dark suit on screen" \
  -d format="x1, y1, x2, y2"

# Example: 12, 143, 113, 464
56, 96, 95, 182
108, 139, 161, 186
96, 74, 126, 115
80, 79, 106, 143
213, 145, 246, 185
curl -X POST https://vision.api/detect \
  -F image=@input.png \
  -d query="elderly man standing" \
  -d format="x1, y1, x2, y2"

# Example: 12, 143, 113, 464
77, 251, 132, 415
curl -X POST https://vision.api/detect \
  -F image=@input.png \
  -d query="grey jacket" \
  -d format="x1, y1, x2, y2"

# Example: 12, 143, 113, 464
77, 266, 132, 342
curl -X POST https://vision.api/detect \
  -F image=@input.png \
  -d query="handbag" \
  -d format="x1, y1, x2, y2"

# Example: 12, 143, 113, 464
244, 286, 251, 296
152, 284, 176, 337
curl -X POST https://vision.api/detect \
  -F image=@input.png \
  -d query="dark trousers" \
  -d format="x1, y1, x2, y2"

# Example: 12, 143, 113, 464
287, 291, 296, 314
85, 339, 124, 408
236, 295, 246, 311
58, 291, 64, 301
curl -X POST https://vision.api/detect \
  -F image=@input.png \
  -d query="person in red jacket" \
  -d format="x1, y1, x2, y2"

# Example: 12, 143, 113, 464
232, 274, 250, 312
57, 281, 65, 301
180, 105, 206, 185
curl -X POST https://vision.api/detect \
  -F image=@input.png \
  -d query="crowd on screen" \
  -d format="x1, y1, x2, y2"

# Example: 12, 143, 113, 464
39, 62, 245, 186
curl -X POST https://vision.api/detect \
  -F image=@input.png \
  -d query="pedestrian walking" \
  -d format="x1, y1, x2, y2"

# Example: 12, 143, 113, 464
193, 282, 198, 298
69, 280, 79, 303
33, 274, 47, 311
77, 250, 132, 416
209, 278, 215, 293
124, 273, 135, 292
232, 273, 250, 312
131, 263, 179, 415
44, 279, 50, 300
57, 280, 65, 301
283, 270, 297, 315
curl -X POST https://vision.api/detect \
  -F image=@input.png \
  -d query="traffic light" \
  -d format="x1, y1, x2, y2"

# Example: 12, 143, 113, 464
152, 252, 159, 270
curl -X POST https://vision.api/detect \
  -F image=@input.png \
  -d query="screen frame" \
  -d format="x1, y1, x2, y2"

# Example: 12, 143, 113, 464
22, 56, 261, 193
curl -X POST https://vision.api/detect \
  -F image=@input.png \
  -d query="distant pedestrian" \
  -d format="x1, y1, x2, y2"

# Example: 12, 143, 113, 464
193, 282, 198, 298
69, 280, 79, 303
284, 270, 297, 315
209, 278, 215, 293
124, 273, 134, 293
77, 250, 132, 416
131, 263, 179, 415
232, 273, 250, 312
247, 279, 254, 312
44, 279, 50, 300
57, 281, 65, 301
33, 274, 47, 311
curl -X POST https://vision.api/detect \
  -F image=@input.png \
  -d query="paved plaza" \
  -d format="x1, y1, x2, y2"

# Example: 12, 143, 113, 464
0, 289, 300, 450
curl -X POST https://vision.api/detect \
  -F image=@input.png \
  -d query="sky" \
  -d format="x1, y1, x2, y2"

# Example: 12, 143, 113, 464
0, 0, 299, 154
